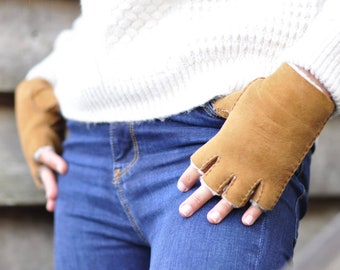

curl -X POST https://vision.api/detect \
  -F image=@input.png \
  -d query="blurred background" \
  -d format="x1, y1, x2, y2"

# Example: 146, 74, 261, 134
0, 1, 339, 269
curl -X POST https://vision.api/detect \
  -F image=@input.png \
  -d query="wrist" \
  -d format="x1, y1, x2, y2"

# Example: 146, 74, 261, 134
287, 63, 331, 98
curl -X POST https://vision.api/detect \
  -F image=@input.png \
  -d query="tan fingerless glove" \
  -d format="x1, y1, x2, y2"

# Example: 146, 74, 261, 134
192, 63, 335, 210
15, 79, 66, 188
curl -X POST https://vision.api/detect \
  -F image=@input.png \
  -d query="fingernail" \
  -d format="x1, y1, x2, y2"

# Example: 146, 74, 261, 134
179, 204, 193, 217
57, 164, 63, 173
243, 215, 255, 226
208, 211, 221, 224
177, 181, 189, 192
57, 163, 67, 174
46, 201, 54, 212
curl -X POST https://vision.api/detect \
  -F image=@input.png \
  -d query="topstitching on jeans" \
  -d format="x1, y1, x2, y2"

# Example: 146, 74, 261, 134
114, 176, 149, 244
248, 212, 267, 270
109, 123, 148, 243
293, 180, 307, 246
111, 123, 140, 182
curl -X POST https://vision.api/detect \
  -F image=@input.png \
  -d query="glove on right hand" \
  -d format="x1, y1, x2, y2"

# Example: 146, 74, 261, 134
191, 63, 335, 210
15, 79, 66, 188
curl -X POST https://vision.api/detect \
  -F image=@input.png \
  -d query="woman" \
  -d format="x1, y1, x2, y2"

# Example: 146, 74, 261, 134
16, 0, 340, 269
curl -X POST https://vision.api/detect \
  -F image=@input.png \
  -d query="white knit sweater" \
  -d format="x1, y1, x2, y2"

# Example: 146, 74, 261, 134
27, 0, 340, 122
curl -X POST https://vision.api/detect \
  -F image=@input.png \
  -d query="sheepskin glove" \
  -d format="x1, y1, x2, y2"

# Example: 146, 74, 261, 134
191, 63, 335, 210
15, 79, 66, 188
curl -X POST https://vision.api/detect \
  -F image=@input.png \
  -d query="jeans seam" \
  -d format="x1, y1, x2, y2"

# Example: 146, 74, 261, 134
112, 123, 140, 182
109, 123, 148, 243
253, 215, 267, 270
293, 171, 308, 244
293, 192, 305, 246
114, 180, 149, 244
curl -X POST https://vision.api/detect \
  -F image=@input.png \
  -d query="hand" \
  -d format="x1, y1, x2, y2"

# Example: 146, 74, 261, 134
37, 148, 67, 212
178, 165, 263, 226
178, 63, 334, 226
15, 78, 66, 188
177, 90, 262, 226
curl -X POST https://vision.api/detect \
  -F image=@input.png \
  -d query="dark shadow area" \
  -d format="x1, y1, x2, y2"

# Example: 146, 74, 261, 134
0, 206, 54, 270
0, 92, 14, 107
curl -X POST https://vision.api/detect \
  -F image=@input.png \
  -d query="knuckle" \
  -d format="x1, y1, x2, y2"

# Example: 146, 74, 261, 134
219, 199, 233, 211
191, 193, 204, 205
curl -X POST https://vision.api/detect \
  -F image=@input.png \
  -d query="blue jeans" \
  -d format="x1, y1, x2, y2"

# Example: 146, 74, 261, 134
55, 102, 310, 270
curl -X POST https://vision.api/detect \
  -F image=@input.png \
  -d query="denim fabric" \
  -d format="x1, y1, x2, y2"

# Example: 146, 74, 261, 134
55, 102, 310, 270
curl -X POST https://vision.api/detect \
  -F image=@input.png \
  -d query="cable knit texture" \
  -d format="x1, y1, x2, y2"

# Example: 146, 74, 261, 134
27, 0, 340, 122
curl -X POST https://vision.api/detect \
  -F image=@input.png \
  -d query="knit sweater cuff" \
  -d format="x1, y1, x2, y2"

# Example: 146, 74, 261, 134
284, 0, 340, 113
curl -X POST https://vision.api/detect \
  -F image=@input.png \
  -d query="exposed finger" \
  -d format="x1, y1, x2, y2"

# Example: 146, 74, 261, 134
177, 163, 201, 192
39, 149, 67, 174
45, 200, 56, 213
241, 203, 264, 226
39, 166, 58, 212
207, 198, 234, 224
179, 185, 213, 218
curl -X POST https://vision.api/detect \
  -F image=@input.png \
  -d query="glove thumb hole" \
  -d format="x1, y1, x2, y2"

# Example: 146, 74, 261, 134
213, 90, 243, 118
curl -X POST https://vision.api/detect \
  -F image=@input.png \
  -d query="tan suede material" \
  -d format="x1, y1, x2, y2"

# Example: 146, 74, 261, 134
15, 79, 65, 188
192, 63, 335, 210
213, 90, 242, 118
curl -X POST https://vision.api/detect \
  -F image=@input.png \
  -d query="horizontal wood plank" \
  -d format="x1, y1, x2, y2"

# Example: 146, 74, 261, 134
0, 0, 79, 92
